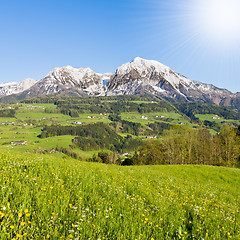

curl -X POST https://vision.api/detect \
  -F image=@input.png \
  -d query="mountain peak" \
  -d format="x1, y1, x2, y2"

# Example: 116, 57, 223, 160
132, 57, 145, 62
116, 57, 169, 77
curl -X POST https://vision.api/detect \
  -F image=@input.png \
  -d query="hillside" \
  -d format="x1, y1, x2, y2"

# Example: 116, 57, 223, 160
0, 151, 239, 239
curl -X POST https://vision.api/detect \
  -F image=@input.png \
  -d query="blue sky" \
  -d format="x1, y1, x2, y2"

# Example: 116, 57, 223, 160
1, 0, 240, 92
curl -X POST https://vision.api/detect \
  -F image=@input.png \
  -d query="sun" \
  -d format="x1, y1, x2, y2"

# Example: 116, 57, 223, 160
188, 0, 240, 48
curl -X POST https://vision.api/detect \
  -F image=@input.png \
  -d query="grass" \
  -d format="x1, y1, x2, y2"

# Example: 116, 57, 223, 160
0, 124, 74, 153
72, 149, 112, 158
0, 117, 16, 123
196, 114, 240, 124
16, 112, 71, 121
70, 114, 111, 124
0, 151, 239, 239
120, 112, 191, 126
18, 103, 57, 111
0, 136, 74, 154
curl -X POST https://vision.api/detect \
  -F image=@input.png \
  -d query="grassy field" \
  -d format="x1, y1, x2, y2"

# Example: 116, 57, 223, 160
0, 124, 74, 153
0, 151, 239, 239
120, 112, 192, 126
70, 114, 111, 125
0, 103, 112, 155
196, 114, 240, 124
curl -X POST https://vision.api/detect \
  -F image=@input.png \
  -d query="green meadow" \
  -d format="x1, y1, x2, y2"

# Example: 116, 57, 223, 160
0, 152, 239, 239
120, 112, 187, 126
196, 114, 240, 125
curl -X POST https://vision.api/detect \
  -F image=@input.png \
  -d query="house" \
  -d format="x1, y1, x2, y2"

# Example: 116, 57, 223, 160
141, 116, 148, 120
178, 122, 186, 125
50, 149, 56, 154
11, 141, 27, 145
212, 115, 220, 120
72, 121, 82, 125
146, 136, 157, 139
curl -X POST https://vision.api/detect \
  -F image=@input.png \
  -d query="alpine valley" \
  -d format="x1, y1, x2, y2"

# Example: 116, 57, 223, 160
1, 58, 240, 239
1, 57, 240, 110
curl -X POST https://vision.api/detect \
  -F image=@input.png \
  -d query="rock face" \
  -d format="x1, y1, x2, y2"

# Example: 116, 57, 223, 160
0, 57, 237, 107
0, 78, 37, 98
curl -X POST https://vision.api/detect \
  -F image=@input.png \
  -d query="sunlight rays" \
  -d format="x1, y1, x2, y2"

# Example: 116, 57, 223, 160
133, 0, 240, 91
186, 0, 240, 50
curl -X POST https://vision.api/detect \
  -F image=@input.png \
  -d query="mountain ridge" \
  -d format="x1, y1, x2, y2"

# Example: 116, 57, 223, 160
0, 57, 239, 110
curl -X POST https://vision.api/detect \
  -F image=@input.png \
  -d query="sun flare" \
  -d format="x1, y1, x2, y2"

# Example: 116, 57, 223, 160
189, 0, 240, 47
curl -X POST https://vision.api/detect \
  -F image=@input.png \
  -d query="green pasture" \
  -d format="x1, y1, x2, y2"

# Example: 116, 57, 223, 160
0, 117, 16, 123
0, 124, 74, 153
16, 112, 70, 121
0, 152, 239, 239
120, 112, 190, 126
16, 104, 56, 115
70, 114, 111, 124
196, 114, 239, 123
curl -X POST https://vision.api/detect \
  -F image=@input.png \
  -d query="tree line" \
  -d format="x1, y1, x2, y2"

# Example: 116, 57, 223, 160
86, 125, 240, 167
127, 125, 240, 167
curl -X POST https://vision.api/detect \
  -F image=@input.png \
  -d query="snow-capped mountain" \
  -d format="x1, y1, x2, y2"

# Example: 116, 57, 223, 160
0, 57, 236, 107
24, 66, 112, 97
105, 57, 232, 104
0, 78, 37, 98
